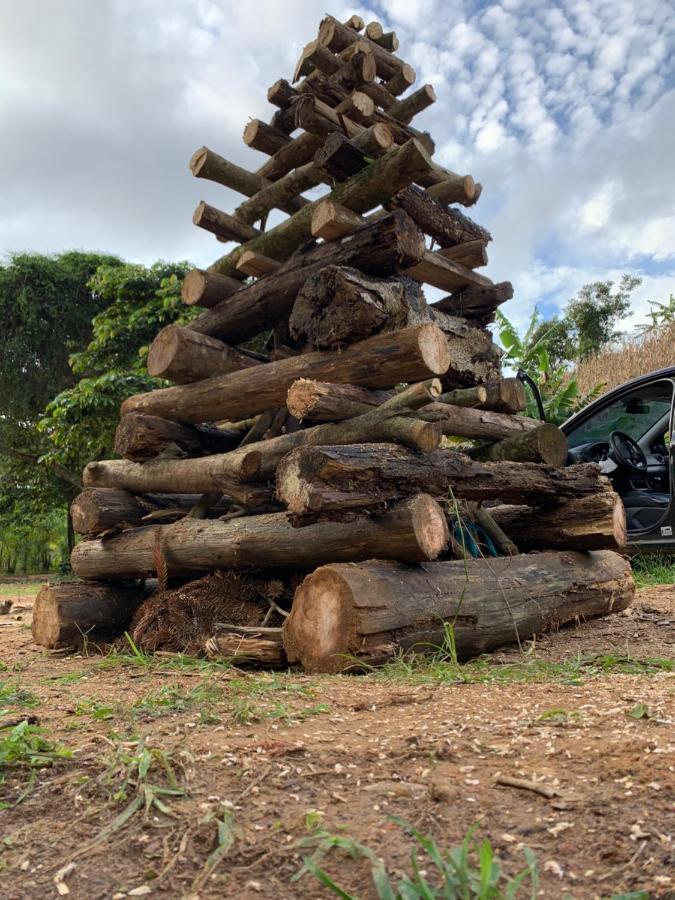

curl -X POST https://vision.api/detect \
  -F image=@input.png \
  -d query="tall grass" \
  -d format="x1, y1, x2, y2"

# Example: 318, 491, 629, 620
576, 323, 675, 395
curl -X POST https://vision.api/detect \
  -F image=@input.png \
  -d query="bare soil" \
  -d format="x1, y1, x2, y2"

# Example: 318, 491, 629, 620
0, 581, 673, 899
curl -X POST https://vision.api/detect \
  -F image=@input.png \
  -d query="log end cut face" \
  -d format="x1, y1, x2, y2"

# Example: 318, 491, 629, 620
418, 322, 451, 376
408, 493, 449, 560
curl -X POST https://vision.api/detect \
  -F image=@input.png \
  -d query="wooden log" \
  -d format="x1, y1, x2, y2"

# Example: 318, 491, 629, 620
437, 386, 488, 407
256, 132, 324, 182
434, 281, 514, 322
197, 212, 425, 343
389, 85, 436, 124
32, 581, 147, 649
243, 119, 290, 155
425, 175, 477, 206
311, 201, 367, 240
205, 628, 287, 667
188, 147, 306, 215
70, 494, 450, 580
146, 325, 260, 384
286, 380, 392, 421
181, 269, 243, 309
388, 185, 491, 247
470, 424, 567, 467
122, 324, 450, 426
419, 404, 542, 442
293, 40, 374, 85
365, 21, 399, 51
192, 201, 261, 244
407, 250, 493, 293
114, 414, 243, 462
439, 240, 488, 269
236, 251, 281, 278
318, 15, 408, 81
491, 492, 627, 552
385, 64, 416, 96
209, 139, 433, 279
480, 378, 527, 414
283, 551, 635, 673
276, 444, 611, 514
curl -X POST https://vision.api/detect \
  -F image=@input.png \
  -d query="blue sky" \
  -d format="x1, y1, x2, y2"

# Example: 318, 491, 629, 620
1, 0, 673, 333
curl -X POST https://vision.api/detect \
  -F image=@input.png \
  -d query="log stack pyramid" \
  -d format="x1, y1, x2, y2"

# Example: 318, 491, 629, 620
33, 15, 635, 671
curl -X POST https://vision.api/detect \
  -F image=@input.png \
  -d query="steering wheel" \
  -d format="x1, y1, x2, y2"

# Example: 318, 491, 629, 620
609, 431, 648, 473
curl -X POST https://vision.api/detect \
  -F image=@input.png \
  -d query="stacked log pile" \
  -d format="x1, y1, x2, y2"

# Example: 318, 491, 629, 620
32, 16, 634, 668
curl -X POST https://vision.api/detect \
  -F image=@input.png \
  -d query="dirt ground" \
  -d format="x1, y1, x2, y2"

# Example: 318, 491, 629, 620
0, 580, 673, 899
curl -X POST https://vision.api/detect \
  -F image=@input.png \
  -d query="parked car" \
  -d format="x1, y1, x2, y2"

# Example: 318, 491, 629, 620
560, 367, 675, 553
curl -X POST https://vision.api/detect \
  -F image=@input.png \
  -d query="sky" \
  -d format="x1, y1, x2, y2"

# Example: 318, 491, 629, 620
1, 0, 674, 332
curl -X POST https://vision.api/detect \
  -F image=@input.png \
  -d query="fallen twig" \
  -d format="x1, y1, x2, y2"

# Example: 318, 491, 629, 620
495, 774, 558, 799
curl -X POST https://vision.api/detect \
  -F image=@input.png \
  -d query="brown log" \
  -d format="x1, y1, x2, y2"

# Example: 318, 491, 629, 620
146, 325, 260, 384
236, 251, 281, 278
385, 64, 416, 96
365, 21, 399, 51
439, 240, 488, 269
286, 380, 392, 421
205, 628, 287, 667
480, 378, 527, 414
470, 423, 567, 467
434, 281, 514, 322
311, 201, 367, 240
32, 581, 147, 649
188, 147, 306, 215
407, 250, 493, 293
318, 15, 409, 81
425, 175, 477, 206
256, 132, 324, 182
181, 269, 243, 309
122, 323, 450, 427
388, 185, 491, 247
70, 494, 450, 581
283, 551, 634, 673
419, 404, 542, 442
209, 139, 434, 279
491, 492, 627, 552
389, 85, 436, 123
276, 444, 611, 514
114, 413, 243, 462
192, 201, 261, 244
437, 386, 488, 408
243, 119, 290, 155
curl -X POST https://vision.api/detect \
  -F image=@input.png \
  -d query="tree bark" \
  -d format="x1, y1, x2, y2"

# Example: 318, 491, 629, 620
434, 281, 514, 323
70, 494, 450, 580
283, 551, 634, 672
194, 212, 425, 343
114, 413, 243, 462
276, 444, 611, 514
419, 404, 542, 442
181, 269, 243, 309
209, 139, 434, 278
388, 186, 491, 247
32, 581, 147, 649
146, 325, 260, 383
121, 323, 450, 425
470, 423, 568, 467
406, 249, 493, 293
189, 147, 306, 215
205, 628, 287, 667
286, 380, 392, 421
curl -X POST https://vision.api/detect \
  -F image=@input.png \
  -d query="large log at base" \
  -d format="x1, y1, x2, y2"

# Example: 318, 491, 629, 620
32, 581, 147, 649
282, 551, 635, 673
490, 493, 627, 552
114, 414, 242, 462
121, 324, 450, 425
419, 404, 542, 442
70, 494, 450, 580
193, 212, 425, 343
276, 444, 612, 514
189, 147, 306, 215
146, 326, 260, 383
469, 424, 568, 467
209, 139, 434, 278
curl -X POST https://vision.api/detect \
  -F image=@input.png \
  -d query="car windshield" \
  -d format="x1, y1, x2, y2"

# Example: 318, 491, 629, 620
567, 381, 673, 449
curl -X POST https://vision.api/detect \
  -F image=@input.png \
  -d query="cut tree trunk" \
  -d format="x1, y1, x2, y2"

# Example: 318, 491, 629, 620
192, 202, 261, 244
121, 323, 450, 424
283, 551, 635, 672
32, 581, 148, 649
70, 494, 450, 580
318, 15, 408, 81
364, 21, 399, 51
388, 84, 436, 124
181, 269, 244, 309
438, 240, 487, 269
419, 404, 542, 442
406, 249, 492, 294
387, 185, 491, 247
469, 424, 568, 467
243, 119, 290, 155
480, 378, 527, 414
434, 281, 514, 322
146, 325, 261, 383
286, 380, 392, 421
256, 131, 324, 182
490, 492, 627, 552
205, 628, 287, 667
193, 211, 425, 343
114, 414, 243, 461
276, 444, 611, 514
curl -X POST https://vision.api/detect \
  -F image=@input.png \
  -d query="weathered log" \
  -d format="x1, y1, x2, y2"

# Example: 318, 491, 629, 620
32, 581, 148, 649
188, 147, 306, 215
70, 494, 450, 580
192, 202, 261, 244
419, 404, 542, 442
434, 281, 514, 322
388, 85, 436, 124
389, 186, 490, 246
286, 380, 392, 421
283, 551, 635, 672
205, 628, 287, 667
146, 325, 260, 384
276, 444, 611, 514
114, 413, 243, 462
470, 424, 567, 466
209, 139, 434, 278
407, 250, 493, 293
122, 323, 450, 425
439, 240, 488, 269
70, 488, 235, 535
181, 269, 243, 309
243, 119, 290, 155
196, 212, 424, 342
491, 493, 627, 552
437, 386, 488, 407
365, 21, 399, 51
480, 378, 527, 414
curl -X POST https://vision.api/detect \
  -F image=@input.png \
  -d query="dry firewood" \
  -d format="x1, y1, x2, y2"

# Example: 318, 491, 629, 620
205, 629, 287, 667
388, 185, 491, 246
388, 84, 436, 124
282, 551, 635, 673
479, 378, 527, 414
425, 175, 477, 206
256, 131, 324, 182
70, 494, 450, 581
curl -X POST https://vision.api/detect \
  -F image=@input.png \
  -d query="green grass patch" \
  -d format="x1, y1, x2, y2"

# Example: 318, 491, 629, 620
0, 581, 44, 599
132, 681, 224, 720
0, 721, 71, 806
74, 697, 119, 721
0, 681, 39, 710
632, 554, 675, 587
97, 634, 234, 674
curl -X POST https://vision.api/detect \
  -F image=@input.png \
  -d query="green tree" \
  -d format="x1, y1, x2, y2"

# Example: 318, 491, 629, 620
565, 274, 640, 359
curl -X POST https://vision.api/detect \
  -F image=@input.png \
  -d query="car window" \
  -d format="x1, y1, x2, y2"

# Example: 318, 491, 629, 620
567, 384, 673, 449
